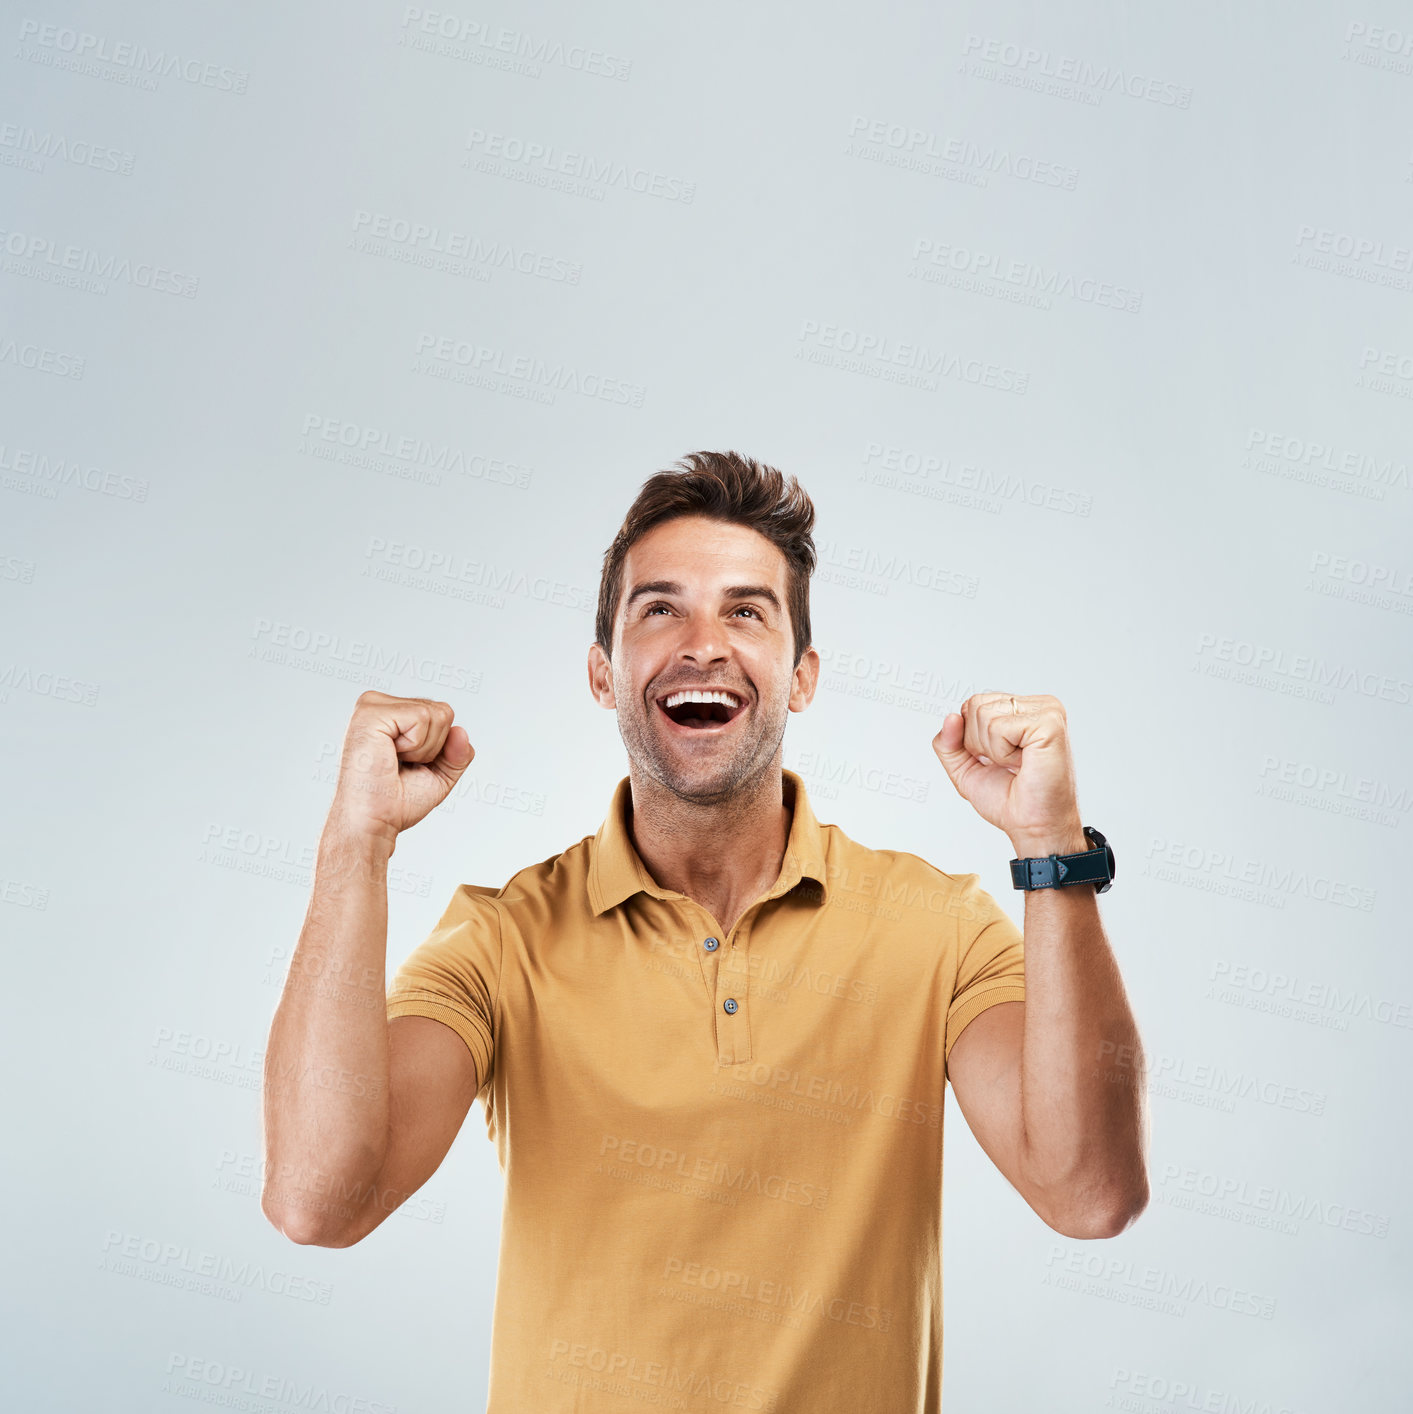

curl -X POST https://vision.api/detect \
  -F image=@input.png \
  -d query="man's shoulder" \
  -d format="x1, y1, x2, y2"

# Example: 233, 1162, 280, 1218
817, 820, 990, 919
448, 832, 597, 916
821, 817, 981, 884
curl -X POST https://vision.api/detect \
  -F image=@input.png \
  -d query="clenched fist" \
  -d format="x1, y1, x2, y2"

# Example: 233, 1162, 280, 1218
327, 690, 475, 848
932, 691, 1085, 857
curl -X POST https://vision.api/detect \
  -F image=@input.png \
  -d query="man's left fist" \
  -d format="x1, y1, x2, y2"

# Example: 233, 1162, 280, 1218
932, 692, 1086, 857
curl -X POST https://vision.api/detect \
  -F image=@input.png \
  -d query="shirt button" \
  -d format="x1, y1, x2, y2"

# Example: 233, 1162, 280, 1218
723, 998, 738, 1014
703, 937, 720, 951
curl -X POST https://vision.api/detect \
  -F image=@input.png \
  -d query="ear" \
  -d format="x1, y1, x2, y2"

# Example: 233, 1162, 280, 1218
588, 641, 617, 709
788, 645, 820, 713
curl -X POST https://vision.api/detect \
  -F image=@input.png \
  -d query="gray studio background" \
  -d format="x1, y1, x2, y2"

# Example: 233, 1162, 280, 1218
4, 3, 1411, 1411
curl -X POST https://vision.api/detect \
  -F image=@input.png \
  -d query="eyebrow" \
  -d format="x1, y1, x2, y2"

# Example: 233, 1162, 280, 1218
624, 580, 782, 612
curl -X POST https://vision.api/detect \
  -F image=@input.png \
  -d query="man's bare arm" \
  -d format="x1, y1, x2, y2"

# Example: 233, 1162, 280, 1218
946, 878, 1149, 1239
934, 693, 1149, 1239
261, 691, 477, 1247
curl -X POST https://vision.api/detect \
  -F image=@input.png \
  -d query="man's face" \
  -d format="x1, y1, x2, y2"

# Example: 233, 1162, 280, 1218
588, 515, 818, 803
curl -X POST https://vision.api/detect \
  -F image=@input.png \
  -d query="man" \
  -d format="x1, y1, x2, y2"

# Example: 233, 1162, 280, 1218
262, 450, 1148, 1412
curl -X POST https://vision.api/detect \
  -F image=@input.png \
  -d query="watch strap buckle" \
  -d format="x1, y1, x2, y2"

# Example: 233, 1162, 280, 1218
1009, 827, 1115, 893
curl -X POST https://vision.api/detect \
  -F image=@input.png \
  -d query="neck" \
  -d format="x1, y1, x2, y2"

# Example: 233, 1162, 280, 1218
626, 760, 794, 937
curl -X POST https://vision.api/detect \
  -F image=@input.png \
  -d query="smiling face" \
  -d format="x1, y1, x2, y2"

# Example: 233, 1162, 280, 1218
588, 514, 819, 804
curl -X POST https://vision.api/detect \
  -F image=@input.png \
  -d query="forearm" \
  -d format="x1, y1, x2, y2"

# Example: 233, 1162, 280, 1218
1013, 834, 1148, 1234
261, 823, 396, 1242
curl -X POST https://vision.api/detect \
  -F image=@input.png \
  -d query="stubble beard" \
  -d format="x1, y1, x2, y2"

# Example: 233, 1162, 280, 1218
617, 687, 789, 806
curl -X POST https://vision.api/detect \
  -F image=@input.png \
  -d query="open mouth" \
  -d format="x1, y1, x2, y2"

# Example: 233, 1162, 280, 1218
655, 687, 748, 731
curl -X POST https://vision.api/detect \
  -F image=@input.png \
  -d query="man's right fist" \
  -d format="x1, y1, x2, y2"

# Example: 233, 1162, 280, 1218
327, 690, 475, 847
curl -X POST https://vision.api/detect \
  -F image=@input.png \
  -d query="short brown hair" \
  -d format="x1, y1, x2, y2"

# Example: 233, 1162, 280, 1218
596, 450, 816, 667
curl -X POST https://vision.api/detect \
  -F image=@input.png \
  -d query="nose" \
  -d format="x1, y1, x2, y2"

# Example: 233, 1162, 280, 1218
674, 609, 729, 666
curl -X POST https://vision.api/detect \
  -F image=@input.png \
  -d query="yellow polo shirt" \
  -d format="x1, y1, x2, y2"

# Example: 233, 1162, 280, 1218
386, 768, 1026, 1413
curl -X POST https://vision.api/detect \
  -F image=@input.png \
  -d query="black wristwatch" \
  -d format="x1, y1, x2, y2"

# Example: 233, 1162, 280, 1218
1009, 825, 1115, 893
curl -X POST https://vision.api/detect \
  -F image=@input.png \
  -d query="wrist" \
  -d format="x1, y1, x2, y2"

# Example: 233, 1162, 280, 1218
321, 815, 398, 865
1009, 825, 1088, 859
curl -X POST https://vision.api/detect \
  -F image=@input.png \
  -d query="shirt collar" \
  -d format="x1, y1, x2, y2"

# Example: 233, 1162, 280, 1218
588, 767, 830, 917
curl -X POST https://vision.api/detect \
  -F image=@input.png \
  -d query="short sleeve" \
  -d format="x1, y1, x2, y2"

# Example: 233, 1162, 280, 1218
386, 884, 502, 1091
943, 872, 1026, 1068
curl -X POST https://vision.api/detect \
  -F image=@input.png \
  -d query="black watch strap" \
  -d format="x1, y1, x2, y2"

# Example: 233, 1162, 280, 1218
1009, 826, 1115, 893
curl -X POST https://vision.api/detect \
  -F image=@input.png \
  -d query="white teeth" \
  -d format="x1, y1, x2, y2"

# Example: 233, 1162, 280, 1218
663, 689, 742, 710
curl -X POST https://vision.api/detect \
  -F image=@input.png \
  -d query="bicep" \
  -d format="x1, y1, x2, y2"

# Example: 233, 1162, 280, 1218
344, 1015, 481, 1243
946, 999, 1027, 1191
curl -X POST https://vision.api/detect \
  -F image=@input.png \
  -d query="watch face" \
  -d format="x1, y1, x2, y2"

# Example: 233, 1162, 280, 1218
1099, 841, 1116, 892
